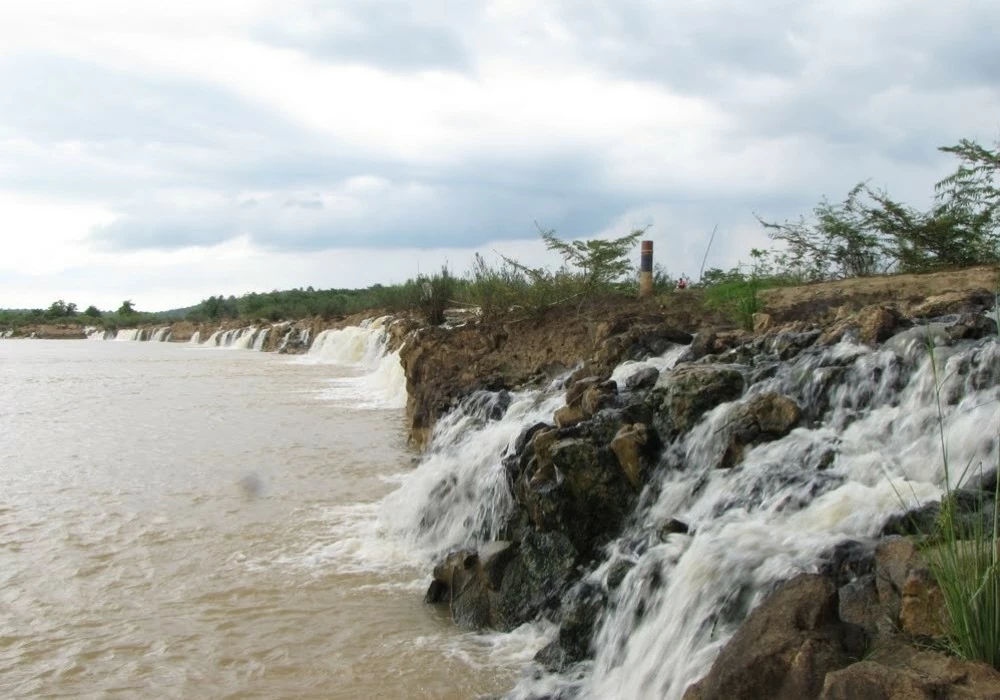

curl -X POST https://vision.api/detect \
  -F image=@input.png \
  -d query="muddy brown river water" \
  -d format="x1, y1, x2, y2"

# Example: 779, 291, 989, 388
0, 340, 537, 699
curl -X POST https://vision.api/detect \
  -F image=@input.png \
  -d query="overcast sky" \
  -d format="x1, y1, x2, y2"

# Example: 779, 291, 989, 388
1, 0, 998, 310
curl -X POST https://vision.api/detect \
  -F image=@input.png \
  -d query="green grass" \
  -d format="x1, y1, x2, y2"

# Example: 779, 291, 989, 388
918, 331, 1000, 668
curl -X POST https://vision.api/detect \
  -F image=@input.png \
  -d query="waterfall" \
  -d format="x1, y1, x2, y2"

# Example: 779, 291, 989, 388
150, 327, 172, 342
197, 325, 279, 350
189, 331, 201, 344
307, 318, 407, 409
112, 329, 142, 341
253, 329, 269, 351
503, 332, 1000, 700
84, 327, 111, 340
379, 388, 567, 561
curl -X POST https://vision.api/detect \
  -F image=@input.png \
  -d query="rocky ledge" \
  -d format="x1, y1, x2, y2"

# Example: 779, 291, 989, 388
408, 283, 1000, 699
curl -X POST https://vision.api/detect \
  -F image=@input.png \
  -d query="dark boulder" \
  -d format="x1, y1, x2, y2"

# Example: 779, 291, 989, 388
496, 531, 579, 626
516, 435, 636, 556
426, 541, 518, 629
650, 364, 746, 438
624, 366, 659, 391
535, 581, 608, 671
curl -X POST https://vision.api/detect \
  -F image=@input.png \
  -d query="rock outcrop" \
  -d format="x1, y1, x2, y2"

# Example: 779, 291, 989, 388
683, 575, 866, 700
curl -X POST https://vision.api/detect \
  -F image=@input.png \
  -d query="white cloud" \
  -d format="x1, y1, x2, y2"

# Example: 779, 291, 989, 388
0, 0, 997, 308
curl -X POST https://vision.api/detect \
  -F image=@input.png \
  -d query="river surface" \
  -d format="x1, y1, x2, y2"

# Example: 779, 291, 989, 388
0, 340, 533, 699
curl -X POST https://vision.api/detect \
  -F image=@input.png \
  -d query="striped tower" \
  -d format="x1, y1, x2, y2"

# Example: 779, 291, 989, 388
639, 240, 654, 297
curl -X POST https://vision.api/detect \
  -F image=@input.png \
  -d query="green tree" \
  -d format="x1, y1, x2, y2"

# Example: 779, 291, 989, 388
83, 305, 102, 318
756, 184, 887, 281
46, 300, 68, 319
117, 300, 136, 315
538, 225, 645, 291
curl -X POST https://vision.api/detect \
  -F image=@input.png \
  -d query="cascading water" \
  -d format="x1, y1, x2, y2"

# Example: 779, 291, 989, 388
189, 331, 201, 344
85, 327, 111, 340
503, 330, 1000, 700
380, 389, 568, 560
252, 328, 269, 351
306, 318, 407, 409
113, 329, 143, 341
150, 327, 172, 342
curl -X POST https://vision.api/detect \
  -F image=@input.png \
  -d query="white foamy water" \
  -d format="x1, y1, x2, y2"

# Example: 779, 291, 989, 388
305, 318, 407, 410
503, 332, 1000, 700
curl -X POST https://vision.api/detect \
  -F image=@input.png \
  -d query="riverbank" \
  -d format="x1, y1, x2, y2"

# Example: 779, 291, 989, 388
8, 266, 1000, 698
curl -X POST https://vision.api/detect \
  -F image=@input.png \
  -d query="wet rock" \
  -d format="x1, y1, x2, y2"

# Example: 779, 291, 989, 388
881, 502, 940, 537
688, 330, 719, 361
946, 313, 998, 342
497, 531, 578, 625
606, 559, 635, 590
682, 574, 866, 700
718, 393, 802, 469
838, 574, 882, 635
564, 407, 633, 448
536, 582, 608, 671
766, 329, 822, 361
819, 539, 876, 588
659, 518, 690, 538
426, 542, 517, 629
428, 535, 583, 632
873, 536, 923, 637
516, 435, 636, 556
555, 377, 618, 428
624, 366, 659, 391
554, 404, 588, 428
581, 382, 617, 416
460, 390, 513, 421
687, 329, 748, 362
654, 364, 745, 436
610, 423, 658, 489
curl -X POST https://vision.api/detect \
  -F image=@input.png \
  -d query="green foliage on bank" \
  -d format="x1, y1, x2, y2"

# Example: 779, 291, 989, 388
754, 138, 1000, 280
0, 299, 187, 332
186, 228, 649, 325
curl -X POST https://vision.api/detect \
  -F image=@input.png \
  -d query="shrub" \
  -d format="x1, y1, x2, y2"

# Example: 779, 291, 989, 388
917, 336, 1000, 668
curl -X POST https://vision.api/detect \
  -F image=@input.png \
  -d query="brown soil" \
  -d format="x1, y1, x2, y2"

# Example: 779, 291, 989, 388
759, 265, 997, 323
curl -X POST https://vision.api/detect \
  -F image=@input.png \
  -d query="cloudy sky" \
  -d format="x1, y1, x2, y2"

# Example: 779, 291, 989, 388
1, 0, 997, 311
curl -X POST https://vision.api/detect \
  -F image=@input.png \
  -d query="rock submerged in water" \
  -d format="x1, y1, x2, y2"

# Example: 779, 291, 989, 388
425, 533, 578, 631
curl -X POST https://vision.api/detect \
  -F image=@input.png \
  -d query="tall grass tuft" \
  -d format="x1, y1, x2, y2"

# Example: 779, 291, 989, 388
920, 333, 1000, 668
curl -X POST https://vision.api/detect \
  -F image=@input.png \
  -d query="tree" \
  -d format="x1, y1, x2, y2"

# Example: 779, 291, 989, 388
83, 305, 102, 318
756, 184, 888, 281
537, 224, 645, 290
46, 300, 68, 318
757, 138, 1000, 278
117, 300, 136, 315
